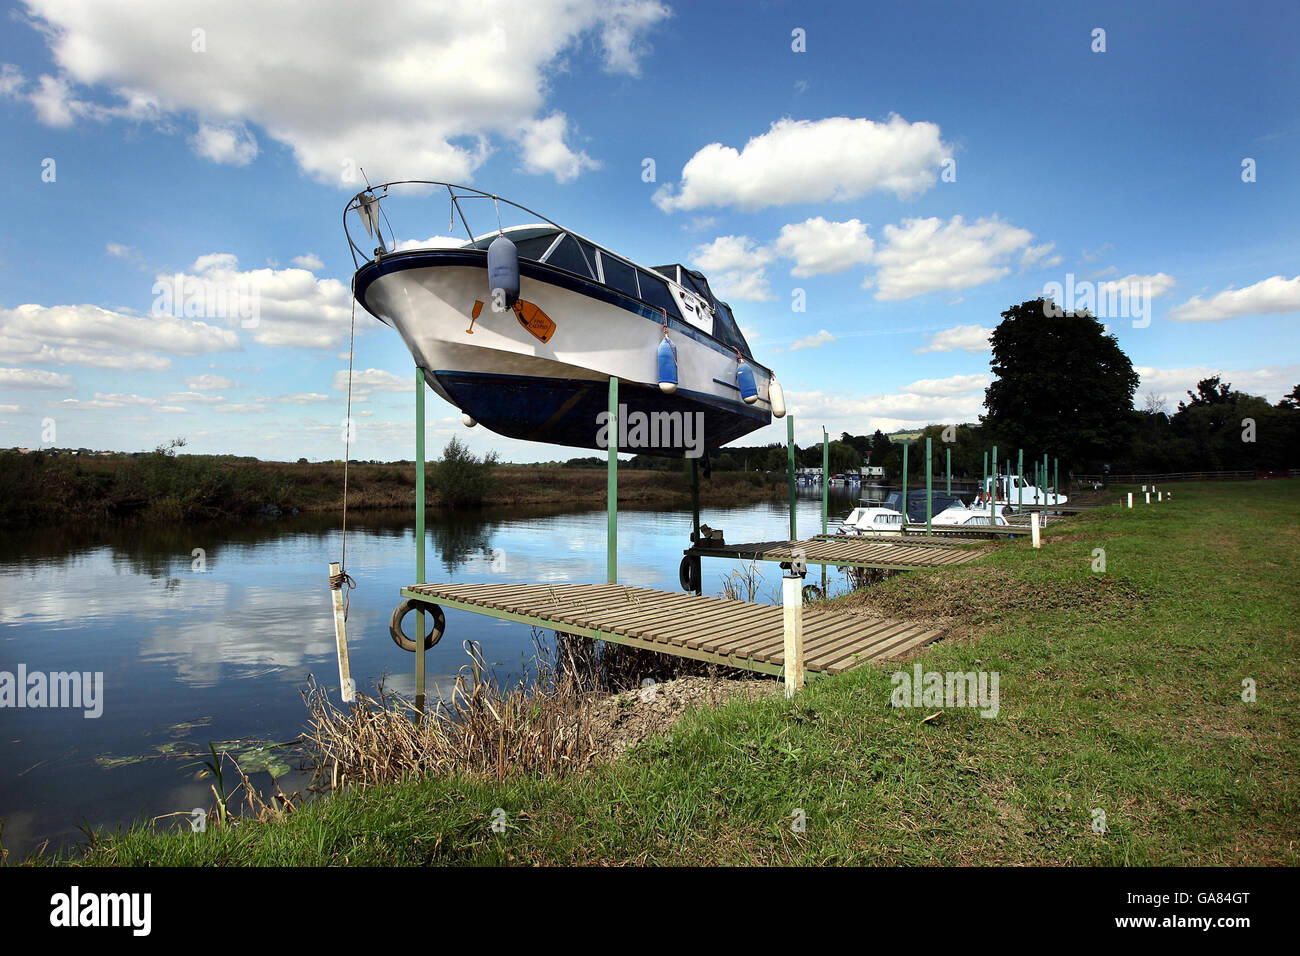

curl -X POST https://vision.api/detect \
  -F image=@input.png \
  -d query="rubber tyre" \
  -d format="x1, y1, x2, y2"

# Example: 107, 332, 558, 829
678, 554, 701, 593
389, 598, 445, 652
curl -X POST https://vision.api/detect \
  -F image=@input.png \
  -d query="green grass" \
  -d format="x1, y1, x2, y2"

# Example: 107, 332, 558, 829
49, 481, 1300, 865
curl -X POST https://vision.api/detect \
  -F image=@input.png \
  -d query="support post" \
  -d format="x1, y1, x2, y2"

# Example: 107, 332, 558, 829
690, 456, 701, 543
1127, 492, 1133, 508
925, 436, 933, 535
787, 414, 797, 541
414, 367, 427, 714
902, 442, 910, 526
782, 573, 805, 697
946, 447, 951, 495
1031, 511, 1041, 548
1054, 458, 1059, 501
990, 444, 998, 521
821, 428, 829, 535
1018, 449, 1024, 514
328, 561, 355, 703
607, 377, 618, 584
1043, 453, 1048, 500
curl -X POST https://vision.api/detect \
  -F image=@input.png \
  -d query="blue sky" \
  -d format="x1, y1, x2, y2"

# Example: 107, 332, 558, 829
1, 0, 1297, 462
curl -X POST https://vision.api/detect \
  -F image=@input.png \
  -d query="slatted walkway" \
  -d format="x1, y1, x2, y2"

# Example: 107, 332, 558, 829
686, 536, 984, 570
401, 582, 943, 676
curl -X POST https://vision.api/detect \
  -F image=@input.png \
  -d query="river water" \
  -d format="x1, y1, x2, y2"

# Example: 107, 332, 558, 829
0, 487, 857, 858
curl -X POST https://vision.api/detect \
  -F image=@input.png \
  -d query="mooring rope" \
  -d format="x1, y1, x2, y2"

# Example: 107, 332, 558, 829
341, 293, 357, 578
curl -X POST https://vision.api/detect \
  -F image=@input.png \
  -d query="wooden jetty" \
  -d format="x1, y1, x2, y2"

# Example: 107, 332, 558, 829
401, 582, 943, 676
686, 536, 985, 571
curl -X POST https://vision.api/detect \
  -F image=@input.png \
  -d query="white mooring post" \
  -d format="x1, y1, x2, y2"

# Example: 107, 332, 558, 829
1127, 492, 1133, 508
1145, 491, 1151, 504
1158, 491, 1163, 501
328, 561, 355, 703
1030, 511, 1041, 549
782, 573, 805, 697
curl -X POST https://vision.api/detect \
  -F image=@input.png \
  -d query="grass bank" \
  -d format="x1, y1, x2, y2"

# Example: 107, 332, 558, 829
0, 451, 786, 526
46, 480, 1300, 865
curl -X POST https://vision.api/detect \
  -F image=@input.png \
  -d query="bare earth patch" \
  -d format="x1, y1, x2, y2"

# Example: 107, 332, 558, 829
585, 676, 781, 760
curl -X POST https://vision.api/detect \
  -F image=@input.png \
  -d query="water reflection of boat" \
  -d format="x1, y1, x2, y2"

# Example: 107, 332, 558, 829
345, 182, 787, 456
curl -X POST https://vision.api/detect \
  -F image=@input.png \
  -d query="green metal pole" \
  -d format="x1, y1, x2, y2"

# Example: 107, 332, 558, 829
990, 444, 998, 520
414, 367, 426, 715
1043, 453, 1048, 501
1018, 449, 1024, 513
925, 437, 933, 535
787, 415, 797, 541
607, 377, 618, 583
983, 451, 988, 492
821, 427, 829, 535
902, 442, 909, 526
690, 456, 700, 543
946, 447, 951, 495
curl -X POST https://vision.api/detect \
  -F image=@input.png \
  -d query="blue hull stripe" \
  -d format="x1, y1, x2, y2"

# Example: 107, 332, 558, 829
434, 370, 769, 455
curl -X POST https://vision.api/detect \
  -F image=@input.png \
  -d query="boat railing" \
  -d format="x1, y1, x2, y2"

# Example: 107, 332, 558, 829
344, 180, 585, 273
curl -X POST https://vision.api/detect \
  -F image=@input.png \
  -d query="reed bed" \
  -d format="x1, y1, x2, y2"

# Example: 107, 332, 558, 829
301, 631, 743, 791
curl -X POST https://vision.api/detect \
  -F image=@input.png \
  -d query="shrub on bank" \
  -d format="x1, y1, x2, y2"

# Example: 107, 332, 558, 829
431, 438, 498, 508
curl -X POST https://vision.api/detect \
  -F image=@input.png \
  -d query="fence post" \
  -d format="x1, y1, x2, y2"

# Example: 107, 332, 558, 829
782, 572, 805, 697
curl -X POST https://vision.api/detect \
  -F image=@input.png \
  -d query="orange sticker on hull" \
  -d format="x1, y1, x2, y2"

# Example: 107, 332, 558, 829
514, 299, 556, 343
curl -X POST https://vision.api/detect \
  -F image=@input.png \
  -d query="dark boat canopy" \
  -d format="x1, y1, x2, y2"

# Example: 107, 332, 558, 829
652, 264, 753, 360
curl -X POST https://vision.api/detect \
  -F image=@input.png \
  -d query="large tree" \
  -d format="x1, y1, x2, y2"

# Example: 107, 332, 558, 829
981, 299, 1139, 469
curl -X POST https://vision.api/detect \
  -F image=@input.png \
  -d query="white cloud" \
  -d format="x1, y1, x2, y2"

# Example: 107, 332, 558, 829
332, 368, 409, 397
774, 218, 874, 277
212, 403, 268, 413
515, 113, 600, 182
394, 236, 465, 252
186, 374, 238, 390
1135, 364, 1300, 404
0, 63, 24, 98
0, 303, 239, 370
1166, 275, 1300, 322
868, 215, 1041, 301
189, 121, 258, 165
269, 392, 330, 404
787, 380, 987, 435
788, 329, 836, 352
901, 373, 990, 396
17, 0, 669, 184
691, 235, 774, 302
291, 254, 324, 271
0, 367, 74, 389
653, 114, 951, 212
915, 324, 993, 354
1097, 272, 1177, 300
166, 254, 353, 349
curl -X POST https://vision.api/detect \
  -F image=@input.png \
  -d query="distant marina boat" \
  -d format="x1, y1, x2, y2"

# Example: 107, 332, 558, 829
975, 476, 1067, 510
932, 504, 1011, 528
837, 505, 906, 536
345, 182, 786, 455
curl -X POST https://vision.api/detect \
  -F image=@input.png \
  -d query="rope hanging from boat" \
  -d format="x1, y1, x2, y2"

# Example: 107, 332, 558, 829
333, 293, 359, 619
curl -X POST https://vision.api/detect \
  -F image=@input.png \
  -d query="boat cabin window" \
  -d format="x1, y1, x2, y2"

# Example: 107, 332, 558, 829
636, 268, 681, 320
598, 252, 640, 299
875, 514, 903, 525
542, 234, 598, 280
513, 232, 562, 261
